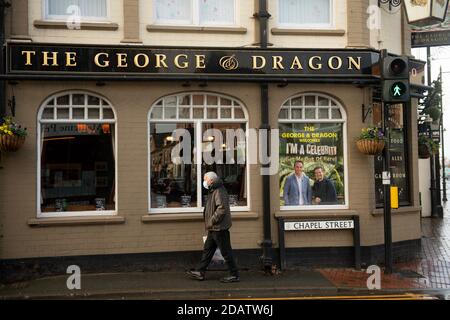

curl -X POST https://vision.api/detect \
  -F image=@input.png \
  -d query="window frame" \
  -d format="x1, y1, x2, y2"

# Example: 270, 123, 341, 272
43, 0, 110, 22
153, 0, 238, 27
148, 92, 250, 214
277, 0, 334, 29
278, 92, 349, 211
37, 91, 118, 218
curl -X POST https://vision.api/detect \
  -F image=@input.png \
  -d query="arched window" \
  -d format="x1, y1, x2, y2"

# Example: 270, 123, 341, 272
278, 93, 348, 209
148, 92, 248, 212
38, 91, 117, 217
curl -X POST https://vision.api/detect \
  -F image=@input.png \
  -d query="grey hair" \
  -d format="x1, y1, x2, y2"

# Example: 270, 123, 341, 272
204, 171, 218, 182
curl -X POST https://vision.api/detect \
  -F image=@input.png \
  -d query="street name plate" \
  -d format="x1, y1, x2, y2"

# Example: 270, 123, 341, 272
285, 220, 354, 231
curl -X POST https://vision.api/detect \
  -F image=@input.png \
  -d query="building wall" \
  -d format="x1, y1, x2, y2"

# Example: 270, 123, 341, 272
1, 1, 421, 261
0, 80, 421, 259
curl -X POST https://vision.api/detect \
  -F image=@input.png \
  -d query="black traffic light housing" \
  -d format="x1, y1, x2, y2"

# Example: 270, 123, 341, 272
381, 55, 410, 103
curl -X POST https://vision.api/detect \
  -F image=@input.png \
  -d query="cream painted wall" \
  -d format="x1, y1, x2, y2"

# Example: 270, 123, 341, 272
28, 0, 124, 44
369, 0, 403, 54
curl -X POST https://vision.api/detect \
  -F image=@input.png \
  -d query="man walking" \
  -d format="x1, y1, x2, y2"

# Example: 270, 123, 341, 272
187, 172, 240, 283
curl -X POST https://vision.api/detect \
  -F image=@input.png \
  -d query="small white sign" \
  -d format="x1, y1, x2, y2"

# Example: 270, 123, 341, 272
285, 220, 354, 231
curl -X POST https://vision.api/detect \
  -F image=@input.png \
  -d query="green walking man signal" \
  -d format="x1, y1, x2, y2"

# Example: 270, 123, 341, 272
390, 82, 407, 97
381, 55, 410, 103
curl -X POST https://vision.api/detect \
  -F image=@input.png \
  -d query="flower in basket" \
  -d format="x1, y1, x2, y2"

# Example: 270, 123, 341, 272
356, 127, 385, 155
357, 127, 385, 142
0, 116, 28, 137
0, 116, 28, 152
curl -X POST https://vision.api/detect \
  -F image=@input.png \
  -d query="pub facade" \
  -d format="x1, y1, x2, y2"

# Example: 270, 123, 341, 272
0, 0, 426, 280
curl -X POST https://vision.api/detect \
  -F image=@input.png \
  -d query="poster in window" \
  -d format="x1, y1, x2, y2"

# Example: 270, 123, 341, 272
279, 122, 345, 206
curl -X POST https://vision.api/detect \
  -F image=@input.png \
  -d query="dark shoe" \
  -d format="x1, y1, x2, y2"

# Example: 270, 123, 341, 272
220, 275, 240, 283
186, 270, 205, 281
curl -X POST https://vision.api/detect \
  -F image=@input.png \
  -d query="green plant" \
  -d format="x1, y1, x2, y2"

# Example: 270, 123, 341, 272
424, 106, 441, 122
357, 127, 385, 141
418, 135, 439, 155
0, 116, 28, 137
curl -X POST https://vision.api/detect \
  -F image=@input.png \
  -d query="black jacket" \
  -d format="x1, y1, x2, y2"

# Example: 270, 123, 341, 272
203, 179, 232, 231
312, 178, 338, 204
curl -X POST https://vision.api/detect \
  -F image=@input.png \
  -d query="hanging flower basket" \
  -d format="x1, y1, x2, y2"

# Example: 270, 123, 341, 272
0, 134, 26, 152
356, 139, 385, 155
0, 116, 28, 152
355, 127, 386, 155
418, 143, 431, 159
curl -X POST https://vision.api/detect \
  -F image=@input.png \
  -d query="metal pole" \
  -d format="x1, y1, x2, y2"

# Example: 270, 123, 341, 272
441, 68, 447, 202
427, 47, 437, 217
381, 49, 393, 274
0, 1, 7, 118
442, 125, 447, 202
383, 101, 393, 274
256, 0, 274, 272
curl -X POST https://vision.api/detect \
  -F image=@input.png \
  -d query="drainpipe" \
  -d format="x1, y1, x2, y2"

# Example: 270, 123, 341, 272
0, 1, 9, 118
254, 0, 274, 272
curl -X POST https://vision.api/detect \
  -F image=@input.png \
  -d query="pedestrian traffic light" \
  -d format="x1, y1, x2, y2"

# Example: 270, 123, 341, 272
381, 56, 410, 103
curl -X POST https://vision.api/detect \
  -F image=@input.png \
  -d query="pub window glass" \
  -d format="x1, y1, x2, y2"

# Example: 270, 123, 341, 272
149, 93, 248, 212
202, 123, 247, 207
46, 0, 107, 20
279, 0, 332, 27
39, 92, 116, 216
154, 0, 235, 26
279, 93, 347, 209
373, 103, 410, 207
149, 123, 197, 209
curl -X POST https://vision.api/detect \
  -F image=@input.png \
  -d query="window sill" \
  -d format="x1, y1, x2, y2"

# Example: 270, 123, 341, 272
28, 215, 125, 227
142, 211, 258, 223
147, 24, 247, 34
33, 20, 119, 31
275, 209, 358, 218
371, 206, 421, 216
271, 28, 346, 36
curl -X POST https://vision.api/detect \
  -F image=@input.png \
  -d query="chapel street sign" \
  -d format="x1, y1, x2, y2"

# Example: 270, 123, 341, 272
7, 43, 381, 81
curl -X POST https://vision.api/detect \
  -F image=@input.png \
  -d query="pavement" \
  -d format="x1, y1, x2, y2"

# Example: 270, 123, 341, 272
1, 194, 450, 300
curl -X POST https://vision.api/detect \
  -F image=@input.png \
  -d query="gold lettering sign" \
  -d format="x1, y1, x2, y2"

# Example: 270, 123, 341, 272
328, 56, 343, 70
134, 53, 149, 68
21, 50, 36, 66
290, 56, 304, 70
309, 56, 322, 70
13, 45, 371, 76
252, 56, 266, 69
65, 52, 77, 67
174, 54, 189, 69
348, 57, 361, 70
155, 54, 168, 68
195, 55, 206, 69
272, 56, 284, 70
116, 53, 128, 68
94, 53, 110, 68
42, 51, 59, 66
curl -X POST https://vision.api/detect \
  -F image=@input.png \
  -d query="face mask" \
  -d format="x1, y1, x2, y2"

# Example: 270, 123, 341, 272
203, 181, 209, 189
